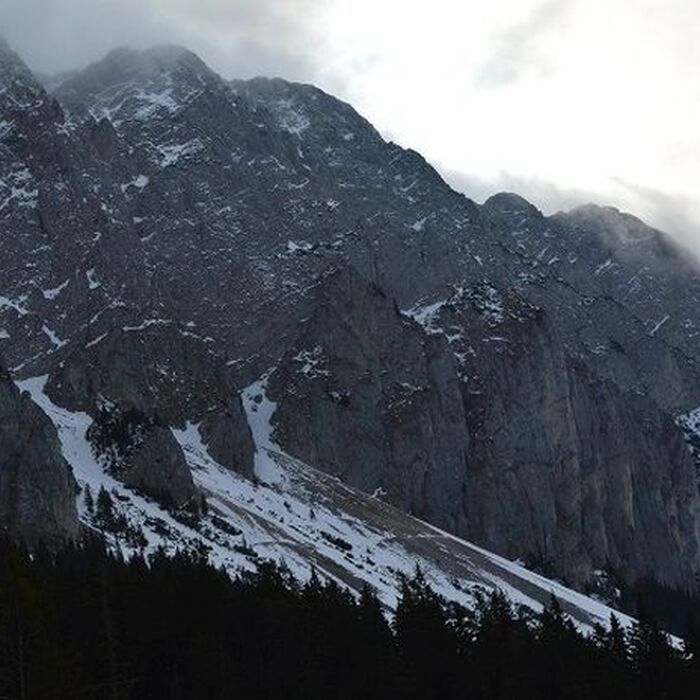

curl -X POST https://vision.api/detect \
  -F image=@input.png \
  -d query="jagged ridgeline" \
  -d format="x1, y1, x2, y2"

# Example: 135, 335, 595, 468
2, 36, 700, 632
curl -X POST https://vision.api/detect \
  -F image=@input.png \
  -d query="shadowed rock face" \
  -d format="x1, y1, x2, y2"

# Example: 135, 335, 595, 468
2, 39, 700, 594
430, 283, 700, 590
267, 268, 470, 534
87, 405, 196, 508
269, 272, 700, 591
0, 361, 79, 546
46, 323, 255, 479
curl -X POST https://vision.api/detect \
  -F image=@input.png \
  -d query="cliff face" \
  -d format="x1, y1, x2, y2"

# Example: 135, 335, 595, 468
46, 323, 254, 476
45, 323, 254, 503
270, 273, 700, 590
429, 283, 700, 590
0, 362, 79, 546
267, 269, 470, 533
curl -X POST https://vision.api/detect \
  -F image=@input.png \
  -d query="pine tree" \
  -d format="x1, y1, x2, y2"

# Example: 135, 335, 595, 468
684, 617, 700, 688
629, 604, 678, 699
394, 567, 459, 700
83, 485, 95, 515
96, 487, 115, 530
607, 613, 629, 665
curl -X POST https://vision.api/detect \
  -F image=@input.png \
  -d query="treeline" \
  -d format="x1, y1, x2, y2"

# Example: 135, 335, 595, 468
0, 541, 698, 699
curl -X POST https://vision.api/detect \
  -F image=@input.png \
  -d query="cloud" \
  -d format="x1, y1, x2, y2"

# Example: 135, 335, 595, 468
440, 166, 700, 251
611, 178, 700, 251
0, 0, 326, 81
440, 167, 594, 214
473, 0, 576, 88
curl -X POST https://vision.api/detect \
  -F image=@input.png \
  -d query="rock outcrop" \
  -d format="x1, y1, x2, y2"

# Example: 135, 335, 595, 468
0, 359, 79, 546
46, 323, 254, 478
431, 283, 700, 590
87, 405, 196, 508
269, 273, 700, 590
268, 268, 471, 534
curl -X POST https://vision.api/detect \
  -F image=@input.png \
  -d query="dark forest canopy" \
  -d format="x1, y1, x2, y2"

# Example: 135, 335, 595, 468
0, 540, 698, 700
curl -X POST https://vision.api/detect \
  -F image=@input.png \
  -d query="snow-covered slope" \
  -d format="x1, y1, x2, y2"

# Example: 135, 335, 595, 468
18, 374, 636, 635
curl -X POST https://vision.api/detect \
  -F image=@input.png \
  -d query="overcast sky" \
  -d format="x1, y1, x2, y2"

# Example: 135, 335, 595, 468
2, 0, 699, 246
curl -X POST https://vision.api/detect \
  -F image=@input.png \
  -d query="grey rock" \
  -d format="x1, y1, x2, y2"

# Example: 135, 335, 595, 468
429, 283, 700, 590
46, 323, 254, 477
127, 425, 195, 507
0, 359, 79, 546
88, 404, 196, 508
267, 268, 470, 533
270, 272, 700, 590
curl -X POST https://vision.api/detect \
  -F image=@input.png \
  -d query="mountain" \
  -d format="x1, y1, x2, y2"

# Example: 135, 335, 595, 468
2, 40, 700, 623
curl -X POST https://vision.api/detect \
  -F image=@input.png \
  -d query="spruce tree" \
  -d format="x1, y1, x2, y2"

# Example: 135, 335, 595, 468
96, 487, 115, 529
83, 485, 95, 514
629, 605, 678, 699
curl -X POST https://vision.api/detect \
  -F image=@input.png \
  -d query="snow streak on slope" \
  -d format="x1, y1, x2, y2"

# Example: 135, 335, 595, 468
18, 375, 637, 634
17, 376, 256, 572
240, 374, 286, 485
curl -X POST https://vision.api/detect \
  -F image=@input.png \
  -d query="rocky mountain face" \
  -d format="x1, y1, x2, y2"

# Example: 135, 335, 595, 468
2, 39, 700, 597
415, 283, 700, 589
0, 357, 79, 546
268, 267, 470, 534
45, 322, 254, 477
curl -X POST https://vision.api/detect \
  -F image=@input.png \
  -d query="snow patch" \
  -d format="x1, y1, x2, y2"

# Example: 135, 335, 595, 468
42, 279, 69, 300
469, 284, 505, 325
0, 166, 38, 211
0, 295, 29, 316
287, 240, 313, 254
159, 139, 203, 167
293, 346, 330, 379
271, 98, 310, 136
0, 120, 14, 139
649, 314, 670, 336
86, 268, 101, 290
41, 324, 67, 349
241, 374, 286, 485
121, 174, 150, 193
133, 88, 180, 120
405, 297, 448, 334
594, 258, 614, 275
410, 216, 428, 232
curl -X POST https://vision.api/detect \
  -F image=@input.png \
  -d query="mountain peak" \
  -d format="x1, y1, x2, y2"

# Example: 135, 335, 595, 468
0, 36, 48, 112
62, 44, 215, 88
0, 36, 36, 82
483, 191, 542, 217
563, 203, 658, 241
143, 44, 208, 70
53, 44, 222, 121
